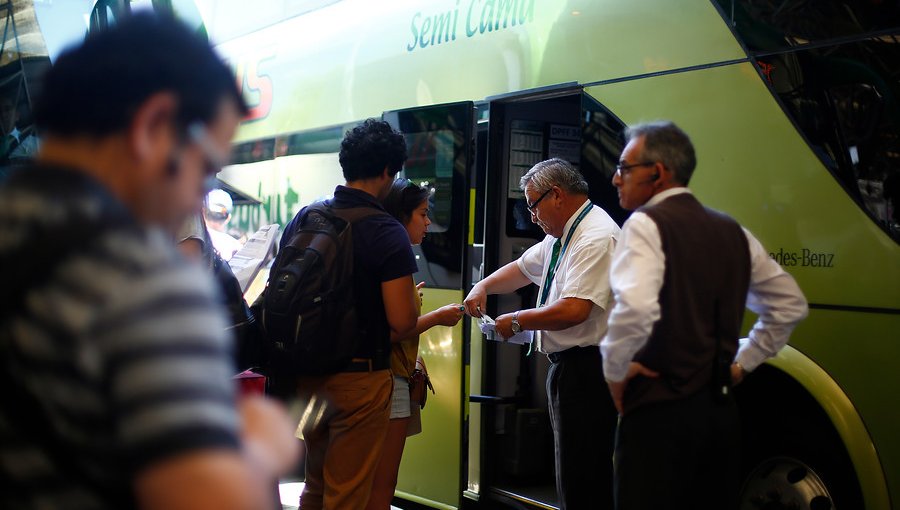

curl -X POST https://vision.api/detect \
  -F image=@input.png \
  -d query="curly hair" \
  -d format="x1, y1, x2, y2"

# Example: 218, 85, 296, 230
339, 119, 408, 181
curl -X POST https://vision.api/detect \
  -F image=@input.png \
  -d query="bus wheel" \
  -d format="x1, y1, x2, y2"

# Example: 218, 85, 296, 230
734, 366, 864, 510
737, 456, 834, 510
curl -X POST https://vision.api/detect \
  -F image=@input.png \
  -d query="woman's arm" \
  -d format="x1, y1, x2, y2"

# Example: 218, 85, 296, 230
391, 303, 463, 342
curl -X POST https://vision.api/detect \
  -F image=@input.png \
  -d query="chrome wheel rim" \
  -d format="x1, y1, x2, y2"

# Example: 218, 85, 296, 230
738, 456, 835, 510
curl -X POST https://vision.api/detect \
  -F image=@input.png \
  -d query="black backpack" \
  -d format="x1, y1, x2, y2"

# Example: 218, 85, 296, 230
261, 201, 388, 378
210, 251, 263, 372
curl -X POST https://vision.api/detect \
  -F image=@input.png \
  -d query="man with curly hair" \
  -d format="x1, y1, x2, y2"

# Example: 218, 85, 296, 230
278, 119, 419, 509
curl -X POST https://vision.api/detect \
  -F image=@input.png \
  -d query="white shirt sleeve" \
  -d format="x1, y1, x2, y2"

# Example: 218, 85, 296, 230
736, 227, 809, 371
516, 236, 551, 286
600, 212, 665, 382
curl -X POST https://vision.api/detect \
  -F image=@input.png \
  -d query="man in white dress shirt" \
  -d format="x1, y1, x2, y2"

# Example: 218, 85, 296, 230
465, 158, 621, 509
600, 121, 808, 510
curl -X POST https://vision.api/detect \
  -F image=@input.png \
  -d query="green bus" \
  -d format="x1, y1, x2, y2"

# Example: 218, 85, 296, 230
14, 1, 899, 509
212, 1, 899, 508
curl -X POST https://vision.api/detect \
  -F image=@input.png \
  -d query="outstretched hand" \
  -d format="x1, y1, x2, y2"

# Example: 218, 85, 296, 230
434, 303, 465, 327
463, 284, 486, 318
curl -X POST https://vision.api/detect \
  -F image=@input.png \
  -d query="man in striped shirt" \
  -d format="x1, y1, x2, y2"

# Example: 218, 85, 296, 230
0, 13, 298, 510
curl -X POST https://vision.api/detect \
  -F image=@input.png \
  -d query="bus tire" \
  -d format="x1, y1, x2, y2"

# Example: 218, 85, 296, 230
733, 365, 864, 510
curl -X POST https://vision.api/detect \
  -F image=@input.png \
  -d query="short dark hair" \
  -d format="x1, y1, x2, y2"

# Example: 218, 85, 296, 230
339, 119, 408, 181
383, 178, 430, 225
33, 12, 247, 138
624, 121, 697, 185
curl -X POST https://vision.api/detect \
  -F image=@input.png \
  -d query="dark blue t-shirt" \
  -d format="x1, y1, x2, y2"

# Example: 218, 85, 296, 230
281, 185, 417, 364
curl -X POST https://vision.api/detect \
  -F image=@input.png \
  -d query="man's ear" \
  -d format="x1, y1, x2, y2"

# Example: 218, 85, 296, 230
655, 162, 674, 186
552, 185, 564, 206
129, 92, 178, 168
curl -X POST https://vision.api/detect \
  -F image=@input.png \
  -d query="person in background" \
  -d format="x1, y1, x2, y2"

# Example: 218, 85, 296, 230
601, 121, 808, 510
365, 178, 464, 510
0, 13, 298, 510
464, 158, 621, 509
176, 213, 262, 373
205, 187, 243, 260
176, 212, 215, 265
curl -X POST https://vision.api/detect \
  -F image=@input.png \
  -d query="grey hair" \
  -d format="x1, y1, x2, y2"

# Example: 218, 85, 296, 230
624, 121, 696, 185
519, 158, 589, 195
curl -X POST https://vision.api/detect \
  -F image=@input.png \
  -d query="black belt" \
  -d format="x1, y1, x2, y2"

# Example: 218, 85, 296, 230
547, 345, 600, 364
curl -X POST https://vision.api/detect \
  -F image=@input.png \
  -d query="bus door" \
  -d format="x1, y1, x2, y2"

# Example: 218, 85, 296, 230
467, 88, 628, 510
382, 101, 475, 509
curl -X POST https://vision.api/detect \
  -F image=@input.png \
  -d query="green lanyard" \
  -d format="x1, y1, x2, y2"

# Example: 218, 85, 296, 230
538, 203, 593, 306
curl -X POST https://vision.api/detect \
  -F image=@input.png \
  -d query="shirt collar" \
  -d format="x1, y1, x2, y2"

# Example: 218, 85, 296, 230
333, 184, 386, 210
559, 199, 592, 240
646, 186, 691, 207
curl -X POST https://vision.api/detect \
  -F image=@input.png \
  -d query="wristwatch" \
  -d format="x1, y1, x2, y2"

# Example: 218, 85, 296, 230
511, 311, 522, 334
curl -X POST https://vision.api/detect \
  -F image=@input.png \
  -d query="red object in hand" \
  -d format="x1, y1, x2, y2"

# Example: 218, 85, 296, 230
234, 370, 266, 396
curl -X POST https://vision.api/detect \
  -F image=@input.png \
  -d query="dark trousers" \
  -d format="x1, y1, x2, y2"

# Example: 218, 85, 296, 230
614, 390, 741, 510
546, 346, 617, 510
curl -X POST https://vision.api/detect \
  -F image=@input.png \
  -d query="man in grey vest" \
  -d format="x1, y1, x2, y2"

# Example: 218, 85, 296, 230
465, 158, 621, 509
601, 121, 808, 510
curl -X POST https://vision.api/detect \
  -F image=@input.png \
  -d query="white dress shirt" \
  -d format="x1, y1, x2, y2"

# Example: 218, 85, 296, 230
600, 188, 808, 382
517, 200, 621, 354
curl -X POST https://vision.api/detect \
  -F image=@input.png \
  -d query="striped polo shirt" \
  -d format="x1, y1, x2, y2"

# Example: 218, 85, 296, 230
0, 165, 240, 509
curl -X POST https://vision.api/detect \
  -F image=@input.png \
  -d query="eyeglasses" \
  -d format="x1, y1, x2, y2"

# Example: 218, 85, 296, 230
187, 122, 229, 192
615, 161, 656, 178
526, 187, 553, 211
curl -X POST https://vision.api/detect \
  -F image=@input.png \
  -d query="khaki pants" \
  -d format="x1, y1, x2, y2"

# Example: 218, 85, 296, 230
296, 370, 392, 510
